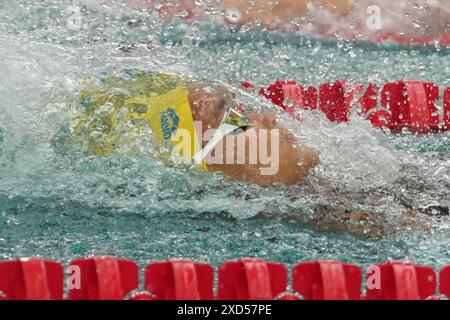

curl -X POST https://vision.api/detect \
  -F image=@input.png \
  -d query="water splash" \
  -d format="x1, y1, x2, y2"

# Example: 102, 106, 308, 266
0, 0, 449, 269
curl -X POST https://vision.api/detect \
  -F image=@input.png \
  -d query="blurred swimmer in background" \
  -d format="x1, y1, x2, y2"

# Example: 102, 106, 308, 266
128, 0, 449, 40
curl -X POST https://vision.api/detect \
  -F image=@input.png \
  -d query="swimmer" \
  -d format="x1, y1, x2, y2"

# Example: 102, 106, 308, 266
188, 83, 320, 187
221, 0, 353, 26
135, 0, 449, 39
64, 71, 435, 239
221, 0, 450, 38
67, 71, 319, 187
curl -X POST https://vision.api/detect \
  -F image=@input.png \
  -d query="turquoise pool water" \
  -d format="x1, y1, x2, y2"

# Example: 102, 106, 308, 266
0, 0, 449, 272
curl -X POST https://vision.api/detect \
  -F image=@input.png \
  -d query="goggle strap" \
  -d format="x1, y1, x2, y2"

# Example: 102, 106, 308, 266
193, 123, 237, 164
193, 107, 254, 165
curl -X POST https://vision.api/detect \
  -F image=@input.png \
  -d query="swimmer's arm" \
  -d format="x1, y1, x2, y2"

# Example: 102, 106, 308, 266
298, 207, 423, 238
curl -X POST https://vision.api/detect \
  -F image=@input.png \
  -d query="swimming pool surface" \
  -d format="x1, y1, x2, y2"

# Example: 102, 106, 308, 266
0, 0, 449, 272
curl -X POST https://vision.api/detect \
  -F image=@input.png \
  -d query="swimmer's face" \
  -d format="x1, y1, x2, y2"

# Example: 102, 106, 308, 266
188, 84, 319, 186
217, 112, 320, 186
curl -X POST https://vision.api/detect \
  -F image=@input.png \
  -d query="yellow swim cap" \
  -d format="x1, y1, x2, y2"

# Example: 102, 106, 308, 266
121, 85, 206, 169
71, 71, 206, 169
71, 71, 253, 170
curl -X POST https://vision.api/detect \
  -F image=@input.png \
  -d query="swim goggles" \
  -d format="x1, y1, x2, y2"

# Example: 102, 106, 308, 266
193, 106, 253, 165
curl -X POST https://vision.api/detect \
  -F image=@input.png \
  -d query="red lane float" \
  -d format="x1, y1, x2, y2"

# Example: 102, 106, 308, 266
218, 258, 287, 300
381, 81, 441, 133
248, 80, 450, 134
444, 87, 450, 130
145, 259, 214, 300
0, 258, 64, 300
260, 81, 318, 115
292, 260, 362, 300
370, 32, 450, 47
69, 257, 139, 300
1, 258, 450, 300
365, 261, 437, 300
319, 81, 358, 123
440, 266, 450, 298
